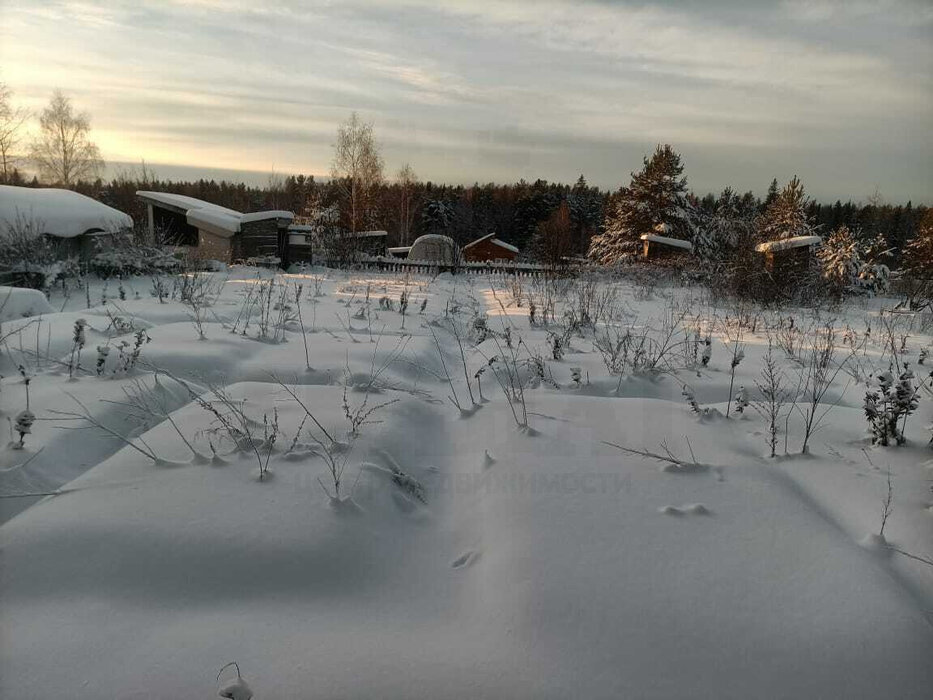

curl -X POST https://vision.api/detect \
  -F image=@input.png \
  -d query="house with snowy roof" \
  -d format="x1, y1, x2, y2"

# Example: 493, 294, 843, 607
755, 235, 822, 283
639, 223, 693, 259
0, 185, 133, 259
136, 191, 294, 264
462, 232, 519, 262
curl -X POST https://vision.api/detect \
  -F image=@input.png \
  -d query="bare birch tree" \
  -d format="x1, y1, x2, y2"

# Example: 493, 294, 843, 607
396, 162, 418, 245
0, 82, 29, 182
331, 112, 383, 233
28, 90, 104, 186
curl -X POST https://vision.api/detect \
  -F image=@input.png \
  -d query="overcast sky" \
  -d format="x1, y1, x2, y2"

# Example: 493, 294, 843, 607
1, 0, 931, 201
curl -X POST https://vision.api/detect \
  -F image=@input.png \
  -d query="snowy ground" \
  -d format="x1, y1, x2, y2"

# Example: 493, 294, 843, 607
1, 267, 932, 698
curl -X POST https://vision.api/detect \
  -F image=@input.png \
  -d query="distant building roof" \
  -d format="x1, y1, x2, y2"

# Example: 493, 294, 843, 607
463, 232, 520, 254
0, 185, 133, 239
137, 190, 293, 238
640, 233, 693, 251
755, 235, 822, 253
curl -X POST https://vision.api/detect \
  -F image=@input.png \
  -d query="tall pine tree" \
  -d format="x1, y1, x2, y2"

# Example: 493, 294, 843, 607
757, 176, 815, 242
588, 144, 694, 265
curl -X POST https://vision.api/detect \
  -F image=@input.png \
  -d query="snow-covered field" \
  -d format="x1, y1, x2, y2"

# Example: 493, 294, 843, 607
1, 267, 932, 698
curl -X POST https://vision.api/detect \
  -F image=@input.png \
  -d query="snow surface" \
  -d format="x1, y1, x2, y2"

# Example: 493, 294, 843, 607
0, 185, 133, 238
0, 268, 931, 698
755, 235, 823, 253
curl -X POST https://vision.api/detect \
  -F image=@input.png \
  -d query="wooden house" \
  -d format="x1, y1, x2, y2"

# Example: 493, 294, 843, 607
754, 235, 822, 283
462, 233, 519, 262
136, 191, 294, 264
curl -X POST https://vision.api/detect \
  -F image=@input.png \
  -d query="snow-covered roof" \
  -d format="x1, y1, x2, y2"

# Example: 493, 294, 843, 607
755, 235, 822, 253
137, 191, 293, 238
491, 238, 519, 253
463, 232, 519, 254
0, 185, 133, 239
640, 233, 693, 251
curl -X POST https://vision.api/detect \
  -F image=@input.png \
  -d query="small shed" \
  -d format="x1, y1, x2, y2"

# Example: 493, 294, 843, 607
755, 235, 822, 283
639, 233, 693, 259
136, 191, 294, 264
462, 233, 519, 262
0, 185, 132, 259
345, 230, 388, 258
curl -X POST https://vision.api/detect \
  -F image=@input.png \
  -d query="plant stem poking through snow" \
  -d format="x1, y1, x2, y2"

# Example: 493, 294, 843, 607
217, 661, 253, 700
753, 339, 790, 457
879, 469, 894, 539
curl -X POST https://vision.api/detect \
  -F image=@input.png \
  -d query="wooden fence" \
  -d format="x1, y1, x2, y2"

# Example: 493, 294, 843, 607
316, 256, 555, 277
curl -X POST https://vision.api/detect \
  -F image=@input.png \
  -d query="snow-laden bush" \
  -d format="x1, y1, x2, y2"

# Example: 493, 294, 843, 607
89, 244, 181, 278
864, 364, 920, 446
0, 212, 79, 289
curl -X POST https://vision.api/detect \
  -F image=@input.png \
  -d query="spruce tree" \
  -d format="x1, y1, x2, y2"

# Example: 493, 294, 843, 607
694, 187, 756, 266
763, 178, 780, 210
568, 175, 603, 255
588, 144, 694, 265
900, 209, 933, 310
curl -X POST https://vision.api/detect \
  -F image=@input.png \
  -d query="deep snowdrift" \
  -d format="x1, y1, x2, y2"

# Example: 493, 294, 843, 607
1, 268, 931, 698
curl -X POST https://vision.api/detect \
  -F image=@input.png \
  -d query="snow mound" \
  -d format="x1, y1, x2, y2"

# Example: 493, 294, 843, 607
0, 185, 133, 238
0, 286, 54, 322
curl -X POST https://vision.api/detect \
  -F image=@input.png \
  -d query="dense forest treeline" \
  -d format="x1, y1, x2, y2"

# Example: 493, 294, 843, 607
2, 166, 926, 267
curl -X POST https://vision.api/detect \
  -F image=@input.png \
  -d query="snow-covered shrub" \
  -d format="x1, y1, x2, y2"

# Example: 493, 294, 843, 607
89, 243, 180, 278
0, 212, 78, 290
150, 276, 168, 303
547, 324, 573, 360
818, 225, 861, 298
68, 318, 87, 379
12, 408, 35, 449
864, 364, 919, 446
95, 345, 110, 376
